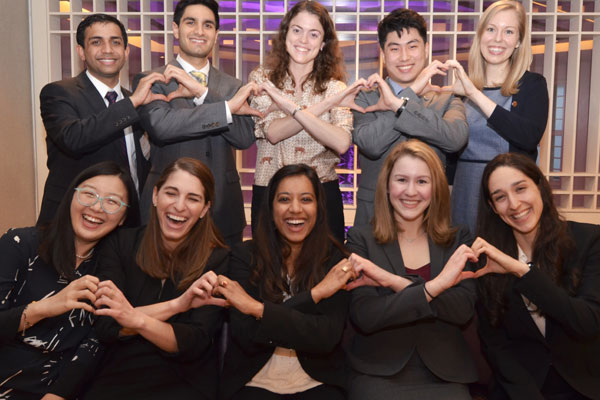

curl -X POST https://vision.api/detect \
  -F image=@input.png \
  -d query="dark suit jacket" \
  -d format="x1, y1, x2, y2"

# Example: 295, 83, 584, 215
346, 224, 478, 383
87, 227, 229, 399
220, 241, 349, 399
478, 221, 600, 400
134, 61, 255, 240
352, 85, 468, 226
38, 71, 149, 225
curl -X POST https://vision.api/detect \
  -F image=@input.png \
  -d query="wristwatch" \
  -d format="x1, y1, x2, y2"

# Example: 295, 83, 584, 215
395, 97, 410, 118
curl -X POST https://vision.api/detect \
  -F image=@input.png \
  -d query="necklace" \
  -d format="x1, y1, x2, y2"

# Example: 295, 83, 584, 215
400, 231, 425, 244
75, 248, 95, 259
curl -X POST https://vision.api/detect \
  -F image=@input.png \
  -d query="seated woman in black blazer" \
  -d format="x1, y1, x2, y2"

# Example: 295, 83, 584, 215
345, 140, 478, 400
0, 162, 137, 400
473, 153, 600, 399
216, 164, 355, 400
82, 158, 229, 400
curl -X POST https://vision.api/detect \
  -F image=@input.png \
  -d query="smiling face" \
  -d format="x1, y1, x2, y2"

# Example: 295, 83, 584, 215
272, 175, 317, 250
76, 22, 128, 87
479, 9, 520, 69
382, 28, 428, 87
387, 155, 432, 226
487, 166, 543, 243
173, 4, 218, 68
152, 169, 211, 251
285, 11, 325, 70
70, 175, 128, 251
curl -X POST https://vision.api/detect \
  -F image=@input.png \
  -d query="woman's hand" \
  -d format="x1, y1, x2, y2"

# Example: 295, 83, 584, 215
175, 271, 228, 312
346, 253, 413, 292
94, 280, 145, 330
212, 276, 264, 319
471, 237, 531, 278
40, 275, 99, 317
326, 78, 368, 113
41, 393, 65, 400
441, 60, 478, 98
426, 244, 479, 299
310, 258, 356, 304
258, 81, 299, 115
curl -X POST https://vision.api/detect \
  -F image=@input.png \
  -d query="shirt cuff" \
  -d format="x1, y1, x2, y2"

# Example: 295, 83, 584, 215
225, 100, 233, 124
193, 89, 209, 106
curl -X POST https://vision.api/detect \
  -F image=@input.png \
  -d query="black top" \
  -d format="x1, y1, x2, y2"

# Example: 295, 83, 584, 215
82, 227, 229, 400
0, 227, 101, 399
478, 221, 600, 400
220, 240, 350, 400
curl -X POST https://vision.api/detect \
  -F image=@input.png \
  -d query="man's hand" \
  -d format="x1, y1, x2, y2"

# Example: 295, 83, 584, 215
227, 82, 264, 117
163, 64, 208, 101
129, 72, 168, 107
364, 73, 406, 113
409, 59, 450, 96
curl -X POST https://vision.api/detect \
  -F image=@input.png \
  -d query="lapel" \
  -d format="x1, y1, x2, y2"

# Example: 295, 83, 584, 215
78, 71, 108, 112
205, 64, 225, 103
428, 236, 444, 278
382, 239, 405, 276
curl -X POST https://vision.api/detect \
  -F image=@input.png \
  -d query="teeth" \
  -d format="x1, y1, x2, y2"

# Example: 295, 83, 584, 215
512, 209, 529, 220
488, 47, 504, 54
401, 199, 418, 205
398, 66, 412, 71
83, 214, 102, 224
167, 213, 187, 222
286, 219, 304, 225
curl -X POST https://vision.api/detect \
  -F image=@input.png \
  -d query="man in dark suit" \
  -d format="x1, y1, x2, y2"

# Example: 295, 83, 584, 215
353, 8, 468, 226
135, 0, 259, 247
38, 14, 165, 225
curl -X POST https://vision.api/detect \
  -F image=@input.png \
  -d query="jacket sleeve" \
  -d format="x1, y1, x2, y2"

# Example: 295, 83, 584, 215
0, 229, 32, 345
39, 81, 139, 158
487, 72, 549, 153
228, 244, 349, 354
513, 223, 600, 338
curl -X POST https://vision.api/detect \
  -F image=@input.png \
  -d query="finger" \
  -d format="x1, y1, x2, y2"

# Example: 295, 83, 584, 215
348, 103, 366, 113
193, 287, 209, 299
76, 289, 97, 304
98, 280, 118, 290
206, 297, 228, 307
364, 104, 382, 113
150, 93, 168, 102
73, 301, 96, 313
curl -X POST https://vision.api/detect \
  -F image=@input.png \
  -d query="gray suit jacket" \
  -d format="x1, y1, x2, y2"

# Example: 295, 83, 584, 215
346, 224, 477, 383
352, 85, 468, 225
134, 60, 254, 239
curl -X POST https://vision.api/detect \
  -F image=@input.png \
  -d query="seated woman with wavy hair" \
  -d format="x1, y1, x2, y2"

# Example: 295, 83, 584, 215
217, 164, 354, 400
0, 161, 138, 400
346, 139, 478, 400
82, 158, 229, 400
473, 153, 600, 399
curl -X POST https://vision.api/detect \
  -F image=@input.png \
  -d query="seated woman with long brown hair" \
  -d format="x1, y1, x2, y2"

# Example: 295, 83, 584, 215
82, 158, 228, 400
217, 164, 354, 400
345, 140, 478, 399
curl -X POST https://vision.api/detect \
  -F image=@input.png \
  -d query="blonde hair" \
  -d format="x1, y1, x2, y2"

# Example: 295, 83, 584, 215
468, 0, 531, 96
372, 140, 456, 246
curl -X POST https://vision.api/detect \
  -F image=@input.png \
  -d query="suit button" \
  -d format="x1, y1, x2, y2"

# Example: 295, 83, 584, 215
205, 151, 211, 157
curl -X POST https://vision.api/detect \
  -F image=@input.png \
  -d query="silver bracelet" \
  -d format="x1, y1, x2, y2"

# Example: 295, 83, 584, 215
292, 106, 302, 118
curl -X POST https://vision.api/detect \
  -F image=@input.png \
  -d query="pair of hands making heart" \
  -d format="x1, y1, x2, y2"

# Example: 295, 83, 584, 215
344, 237, 530, 296
129, 65, 264, 117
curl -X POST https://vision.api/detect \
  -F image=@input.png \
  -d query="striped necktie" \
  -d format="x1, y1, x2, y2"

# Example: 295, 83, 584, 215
190, 70, 207, 86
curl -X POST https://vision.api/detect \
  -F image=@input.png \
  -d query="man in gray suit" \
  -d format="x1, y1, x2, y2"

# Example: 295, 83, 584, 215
353, 8, 468, 226
135, 0, 259, 247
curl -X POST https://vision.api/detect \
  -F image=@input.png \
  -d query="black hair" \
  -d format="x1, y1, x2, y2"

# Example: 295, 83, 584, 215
173, 0, 220, 30
377, 8, 427, 48
38, 161, 139, 280
76, 13, 128, 48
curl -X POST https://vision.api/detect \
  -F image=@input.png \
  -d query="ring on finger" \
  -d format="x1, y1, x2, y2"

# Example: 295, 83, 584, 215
342, 266, 349, 273
220, 280, 228, 287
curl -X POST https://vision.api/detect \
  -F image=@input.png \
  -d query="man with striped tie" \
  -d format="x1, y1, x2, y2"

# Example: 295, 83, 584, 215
38, 13, 162, 225
134, 0, 260, 247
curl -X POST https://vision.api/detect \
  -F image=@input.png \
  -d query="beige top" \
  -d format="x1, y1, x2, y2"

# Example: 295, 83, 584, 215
249, 66, 353, 186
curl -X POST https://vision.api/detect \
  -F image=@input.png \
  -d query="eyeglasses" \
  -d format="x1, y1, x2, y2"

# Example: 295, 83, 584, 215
74, 187, 129, 214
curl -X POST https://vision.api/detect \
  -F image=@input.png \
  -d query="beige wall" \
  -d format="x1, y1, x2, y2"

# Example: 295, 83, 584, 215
0, 0, 37, 232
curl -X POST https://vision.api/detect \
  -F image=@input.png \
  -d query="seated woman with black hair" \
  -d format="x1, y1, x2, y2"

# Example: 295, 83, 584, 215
217, 164, 355, 400
473, 153, 600, 399
82, 158, 229, 400
0, 161, 138, 400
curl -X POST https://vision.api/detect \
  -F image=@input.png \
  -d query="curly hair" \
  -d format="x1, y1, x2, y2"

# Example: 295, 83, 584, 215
266, 0, 345, 94
476, 153, 577, 327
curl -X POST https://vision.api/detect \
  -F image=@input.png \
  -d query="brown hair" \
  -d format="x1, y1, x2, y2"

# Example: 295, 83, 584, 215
468, 0, 531, 96
477, 153, 576, 326
136, 158, 226, 290
266, 0, 345, 94
372, 140, 456, 246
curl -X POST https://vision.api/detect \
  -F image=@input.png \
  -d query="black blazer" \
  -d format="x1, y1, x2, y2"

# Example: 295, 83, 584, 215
346, 224, 478, 383
38, 71, 149, 225
220, 240, 349, 399
478, 221, 600, 400
86, 227, 228, 399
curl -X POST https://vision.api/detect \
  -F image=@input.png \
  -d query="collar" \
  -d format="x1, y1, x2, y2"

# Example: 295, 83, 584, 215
386, 77, 405, 96
176, 54, 210, 78
86, 70, 123, 100
516, 244, 529, 264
